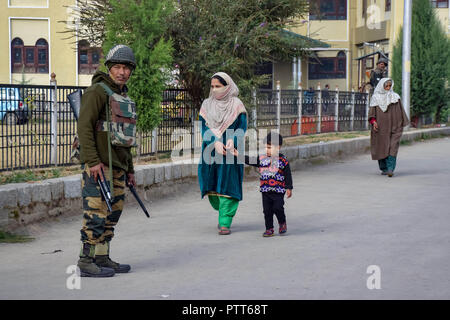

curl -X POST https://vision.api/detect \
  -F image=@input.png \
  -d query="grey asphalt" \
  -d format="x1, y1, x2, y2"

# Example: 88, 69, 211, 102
1, 137, 449, 300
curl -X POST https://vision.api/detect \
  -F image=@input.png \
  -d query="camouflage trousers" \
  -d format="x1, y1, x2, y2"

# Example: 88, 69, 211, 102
80, 166, 126, 245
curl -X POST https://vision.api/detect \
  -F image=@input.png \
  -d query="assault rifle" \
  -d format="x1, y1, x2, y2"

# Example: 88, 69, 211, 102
99, 168, 113, 213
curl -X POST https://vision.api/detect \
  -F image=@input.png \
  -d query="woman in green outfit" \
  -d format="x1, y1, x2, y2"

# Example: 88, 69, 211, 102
198, 72, 247, 235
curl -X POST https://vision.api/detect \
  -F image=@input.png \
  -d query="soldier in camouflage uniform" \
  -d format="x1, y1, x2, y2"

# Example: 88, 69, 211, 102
76, 45, 137, 277
370, 58, 389, 93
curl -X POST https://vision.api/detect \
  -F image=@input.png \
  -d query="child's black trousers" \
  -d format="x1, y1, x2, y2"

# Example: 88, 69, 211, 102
262, 192, 286, 230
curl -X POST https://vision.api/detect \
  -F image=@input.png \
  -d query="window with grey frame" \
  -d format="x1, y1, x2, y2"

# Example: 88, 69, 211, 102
310, 0, 347, 20
308, 51, 346, 79
78, 40, 102, 74
430, 0, 448, 8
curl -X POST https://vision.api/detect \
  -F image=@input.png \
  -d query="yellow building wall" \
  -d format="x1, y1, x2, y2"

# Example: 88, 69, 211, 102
1, 0, 81, 85
79, 74, 93, 87
11, 19, 48, 45
273, 61, 295, 89
48, 0, 79, 86
9, 0, 48, 7
304, 20, 348, 42
290, 0, 450, 91
435, 8, 450, 35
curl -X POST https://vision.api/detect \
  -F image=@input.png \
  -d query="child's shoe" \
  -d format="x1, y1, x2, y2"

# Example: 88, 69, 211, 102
263, 228, 275, 237
279, 223, 287, 235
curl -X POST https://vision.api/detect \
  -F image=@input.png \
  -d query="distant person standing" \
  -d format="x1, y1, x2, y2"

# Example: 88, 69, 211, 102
304, 87, 315, 114
322, 84, 331, 113
369, 58, 388, 93
368, 78, 409, 177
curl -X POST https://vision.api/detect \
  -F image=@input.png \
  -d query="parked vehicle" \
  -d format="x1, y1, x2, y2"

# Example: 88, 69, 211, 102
0, 87, 29, 125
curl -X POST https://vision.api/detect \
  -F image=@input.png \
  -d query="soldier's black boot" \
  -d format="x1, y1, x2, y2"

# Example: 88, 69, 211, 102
95, 241, 131, 273
77, 243, 115, 277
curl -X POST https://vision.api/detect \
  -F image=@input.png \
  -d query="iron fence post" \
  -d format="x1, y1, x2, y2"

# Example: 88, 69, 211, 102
350, 88, 355, 131
50, 73, 58, 166
335, 86, 339, 132
252, 89, 257, 130
298, 82, 302, 136
137, 132, 142, 162
365, 89, 370, 130
151, 128, 157, 154
317, 83, 322, 134
276, 81, 281, 133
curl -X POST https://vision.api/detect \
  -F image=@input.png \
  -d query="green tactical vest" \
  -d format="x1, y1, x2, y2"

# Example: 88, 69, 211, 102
96, 82, 137, 148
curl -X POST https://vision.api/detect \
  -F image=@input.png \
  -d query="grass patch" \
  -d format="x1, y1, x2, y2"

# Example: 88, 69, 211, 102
284, 131, 369, 146
0, 151, 175, 185
0, 230, 34, 243
0, 168, 63, 185
413, 132, 448, 142
309, 157, 328, 165
400, 140, 413, 146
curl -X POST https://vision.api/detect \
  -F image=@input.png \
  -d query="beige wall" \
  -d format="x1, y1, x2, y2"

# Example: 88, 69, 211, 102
290, 0, 450, 92
435, 8, 450, 35
1, 0, 91, 86
11, 73, 49, 85
79, 74, 93, 87
9, 0, 48, 7
305, 20, 348, 42
273, 61, 295, 89
11, 18, 49, 45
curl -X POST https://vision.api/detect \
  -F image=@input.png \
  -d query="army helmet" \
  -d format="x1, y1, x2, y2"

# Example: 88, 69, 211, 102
104, 44, 136, 70
377, 57, 388, 66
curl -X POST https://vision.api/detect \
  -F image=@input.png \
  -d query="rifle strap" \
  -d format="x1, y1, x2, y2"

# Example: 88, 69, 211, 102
100, 82, 114, 198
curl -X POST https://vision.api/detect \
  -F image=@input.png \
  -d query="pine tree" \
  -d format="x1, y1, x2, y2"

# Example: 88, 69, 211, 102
102, 0, 174, 132
392, 0, 450, 124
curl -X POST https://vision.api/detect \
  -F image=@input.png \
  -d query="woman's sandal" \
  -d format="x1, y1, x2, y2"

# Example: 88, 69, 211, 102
218, 227, 231, 235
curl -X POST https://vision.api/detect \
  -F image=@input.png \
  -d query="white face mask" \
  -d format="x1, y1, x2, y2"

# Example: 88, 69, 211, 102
211, 86, 228, 99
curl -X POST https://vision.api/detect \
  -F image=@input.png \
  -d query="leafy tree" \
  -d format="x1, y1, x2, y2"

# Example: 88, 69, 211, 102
168, 0, 310, 108
102, 0, 174, 132
63, 0, 312, 113
61, 0, 173, 132
60, 0, 111, 47
392, 0, 450, 124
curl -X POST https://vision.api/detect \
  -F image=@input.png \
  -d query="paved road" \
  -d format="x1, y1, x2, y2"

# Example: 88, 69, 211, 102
1, 138, 449, 300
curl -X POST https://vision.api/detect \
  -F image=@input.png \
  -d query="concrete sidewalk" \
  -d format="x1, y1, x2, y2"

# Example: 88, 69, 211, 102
0, 137, 449, 299
1, 127, 449, 231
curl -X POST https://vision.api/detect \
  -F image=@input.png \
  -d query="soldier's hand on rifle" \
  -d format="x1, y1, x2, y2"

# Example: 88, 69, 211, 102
90, 163, 106, 182
127, 173, 136, 188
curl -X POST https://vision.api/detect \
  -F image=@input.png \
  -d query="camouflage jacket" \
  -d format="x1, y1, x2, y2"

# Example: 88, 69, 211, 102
77, 71, 134, 173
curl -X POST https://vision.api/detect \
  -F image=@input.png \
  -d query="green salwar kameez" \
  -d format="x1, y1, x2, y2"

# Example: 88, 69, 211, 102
198, 113, 247, 228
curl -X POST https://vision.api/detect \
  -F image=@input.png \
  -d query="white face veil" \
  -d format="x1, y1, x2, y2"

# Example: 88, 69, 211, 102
369, 78, 401, 112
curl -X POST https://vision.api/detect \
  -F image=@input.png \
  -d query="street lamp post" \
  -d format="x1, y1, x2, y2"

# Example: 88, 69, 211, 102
402, 0, 412, 127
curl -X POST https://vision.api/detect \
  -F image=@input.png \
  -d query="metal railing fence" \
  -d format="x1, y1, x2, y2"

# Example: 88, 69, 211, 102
249, 83, 370, 138
1, 82, 370, 171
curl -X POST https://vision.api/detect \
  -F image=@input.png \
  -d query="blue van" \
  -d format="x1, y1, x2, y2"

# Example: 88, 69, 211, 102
0, 87, 29, 125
